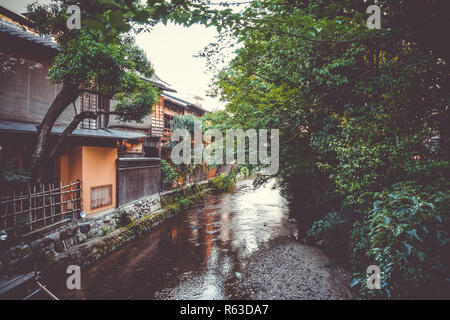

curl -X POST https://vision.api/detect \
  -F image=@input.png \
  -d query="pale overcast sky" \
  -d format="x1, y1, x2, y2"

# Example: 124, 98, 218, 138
0, 0, 246, 111
135, 22, 225, 111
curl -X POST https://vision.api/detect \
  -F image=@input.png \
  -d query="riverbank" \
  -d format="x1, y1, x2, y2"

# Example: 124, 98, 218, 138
45, 181, 215, 275
37, 179, 353, 300
0, 179, 215, 283
227, 237, 353, 300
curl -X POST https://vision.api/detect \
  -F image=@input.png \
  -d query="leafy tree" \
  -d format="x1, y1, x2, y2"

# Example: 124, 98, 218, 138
24, 0, 234, 183
206, 0, 450, 298
25, 0, 160, 182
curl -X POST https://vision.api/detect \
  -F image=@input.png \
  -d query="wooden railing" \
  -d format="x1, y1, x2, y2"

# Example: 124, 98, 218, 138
0, 181, 82, 238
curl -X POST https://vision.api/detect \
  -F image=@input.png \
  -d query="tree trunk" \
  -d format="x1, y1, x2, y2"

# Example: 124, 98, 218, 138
34, 111, 97, 179
30, 81, 80, 183
35, 109, 121, 180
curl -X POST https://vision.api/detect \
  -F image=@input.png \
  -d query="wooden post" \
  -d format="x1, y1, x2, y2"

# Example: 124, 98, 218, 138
33, 185, 37, 229
28, 185, 32, 232
20, 190, 23, 235
78, 180, 82, 216
50, 183, 55, 224
59, 181, 62, 220
70, 181, 75, 216
41, 183, 46, 226
12, 190, 16, 237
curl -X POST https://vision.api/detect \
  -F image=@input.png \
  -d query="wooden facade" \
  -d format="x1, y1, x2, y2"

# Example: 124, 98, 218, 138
116, 158, 161, 207
150, 97, 165, 138
0, 9, 156, 217
0, 5, 211, 221
152, 94, 208, 145
0, 53, 76, 126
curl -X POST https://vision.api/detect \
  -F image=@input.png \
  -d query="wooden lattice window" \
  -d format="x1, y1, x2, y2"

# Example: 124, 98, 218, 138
91, 185, 112, 209
80, 93, 110, 129
81, 92, 97, 129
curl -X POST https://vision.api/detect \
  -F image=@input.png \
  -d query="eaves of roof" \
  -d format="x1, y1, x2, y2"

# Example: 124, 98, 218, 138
0, 15, 58, 51
0, 120, 147, 140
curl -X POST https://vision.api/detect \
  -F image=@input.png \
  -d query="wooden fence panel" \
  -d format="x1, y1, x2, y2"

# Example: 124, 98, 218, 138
0, 181, 81, 238
116, 158, 161, 207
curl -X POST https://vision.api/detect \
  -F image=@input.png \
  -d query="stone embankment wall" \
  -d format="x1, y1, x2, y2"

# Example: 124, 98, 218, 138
0, 181, 211, 278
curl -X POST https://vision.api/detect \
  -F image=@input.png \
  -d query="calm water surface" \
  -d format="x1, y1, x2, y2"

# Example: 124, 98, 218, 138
50, 179, 301, 300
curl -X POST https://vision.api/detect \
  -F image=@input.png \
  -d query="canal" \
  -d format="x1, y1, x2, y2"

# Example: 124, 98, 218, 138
49, 179, 304, 299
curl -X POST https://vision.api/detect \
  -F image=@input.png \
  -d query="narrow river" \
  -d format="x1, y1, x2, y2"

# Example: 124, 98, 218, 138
50, 179, 303, 300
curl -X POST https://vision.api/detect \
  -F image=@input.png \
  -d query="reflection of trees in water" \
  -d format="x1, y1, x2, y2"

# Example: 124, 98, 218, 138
50, 180, 297, 299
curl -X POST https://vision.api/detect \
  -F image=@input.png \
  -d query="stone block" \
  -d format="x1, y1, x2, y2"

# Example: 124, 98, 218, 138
79, 222, 91, 234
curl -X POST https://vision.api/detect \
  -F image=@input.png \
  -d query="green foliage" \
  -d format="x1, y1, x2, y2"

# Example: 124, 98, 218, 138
0, 161, 29, 195
205, 0, 450, 299
114, 80, 158, 123
210, 174, 236, 193
307, 212, 352, 264
46, 29, 159, 122
115, 210, 133, 228
161, 160, 179, 190
48, 30, 128, 87
101, 226, 112, 236
238, 165, 250, 178
162, 183, 210, 215
173, 114, 199, 133
351, 187, 450, 299
178, 196, 194, 211
164, 114, 214, 186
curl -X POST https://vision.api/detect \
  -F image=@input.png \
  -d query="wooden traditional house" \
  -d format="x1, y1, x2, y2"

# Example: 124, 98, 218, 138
109, 80, 211, 187
0, 6, 159, 220
0, 5, 212, 239
109, 77, 209, 159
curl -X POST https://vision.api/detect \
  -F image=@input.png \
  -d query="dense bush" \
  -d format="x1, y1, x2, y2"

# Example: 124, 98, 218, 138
210, 174, 236, 193
350, 186, 450, 299
161, 160, 179, 190
115, 210, 134, 228
307, 212, 352, 264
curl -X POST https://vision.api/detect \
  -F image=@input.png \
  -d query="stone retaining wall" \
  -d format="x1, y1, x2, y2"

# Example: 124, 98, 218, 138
0, 182, 211, 279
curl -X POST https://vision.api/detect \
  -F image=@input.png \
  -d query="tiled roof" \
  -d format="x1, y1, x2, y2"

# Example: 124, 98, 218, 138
162, 92, 208, 113
0, 120, 147, 140
139, 74, 177, 92
0, 17, 58, 50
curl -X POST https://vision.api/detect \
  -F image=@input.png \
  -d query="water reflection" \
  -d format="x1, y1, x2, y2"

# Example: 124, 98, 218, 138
50, 179, 300, 300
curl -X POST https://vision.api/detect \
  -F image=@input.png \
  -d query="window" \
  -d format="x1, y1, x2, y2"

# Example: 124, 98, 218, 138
91, 185, 112, 209
97, 95, 110, 128
80, 93, 110, 129
164, 114, 173, 130
81, 92, 97, 129
144, 138, 160, 157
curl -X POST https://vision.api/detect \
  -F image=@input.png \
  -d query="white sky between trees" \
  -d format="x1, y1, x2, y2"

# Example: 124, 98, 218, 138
1, 0, 250, 111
